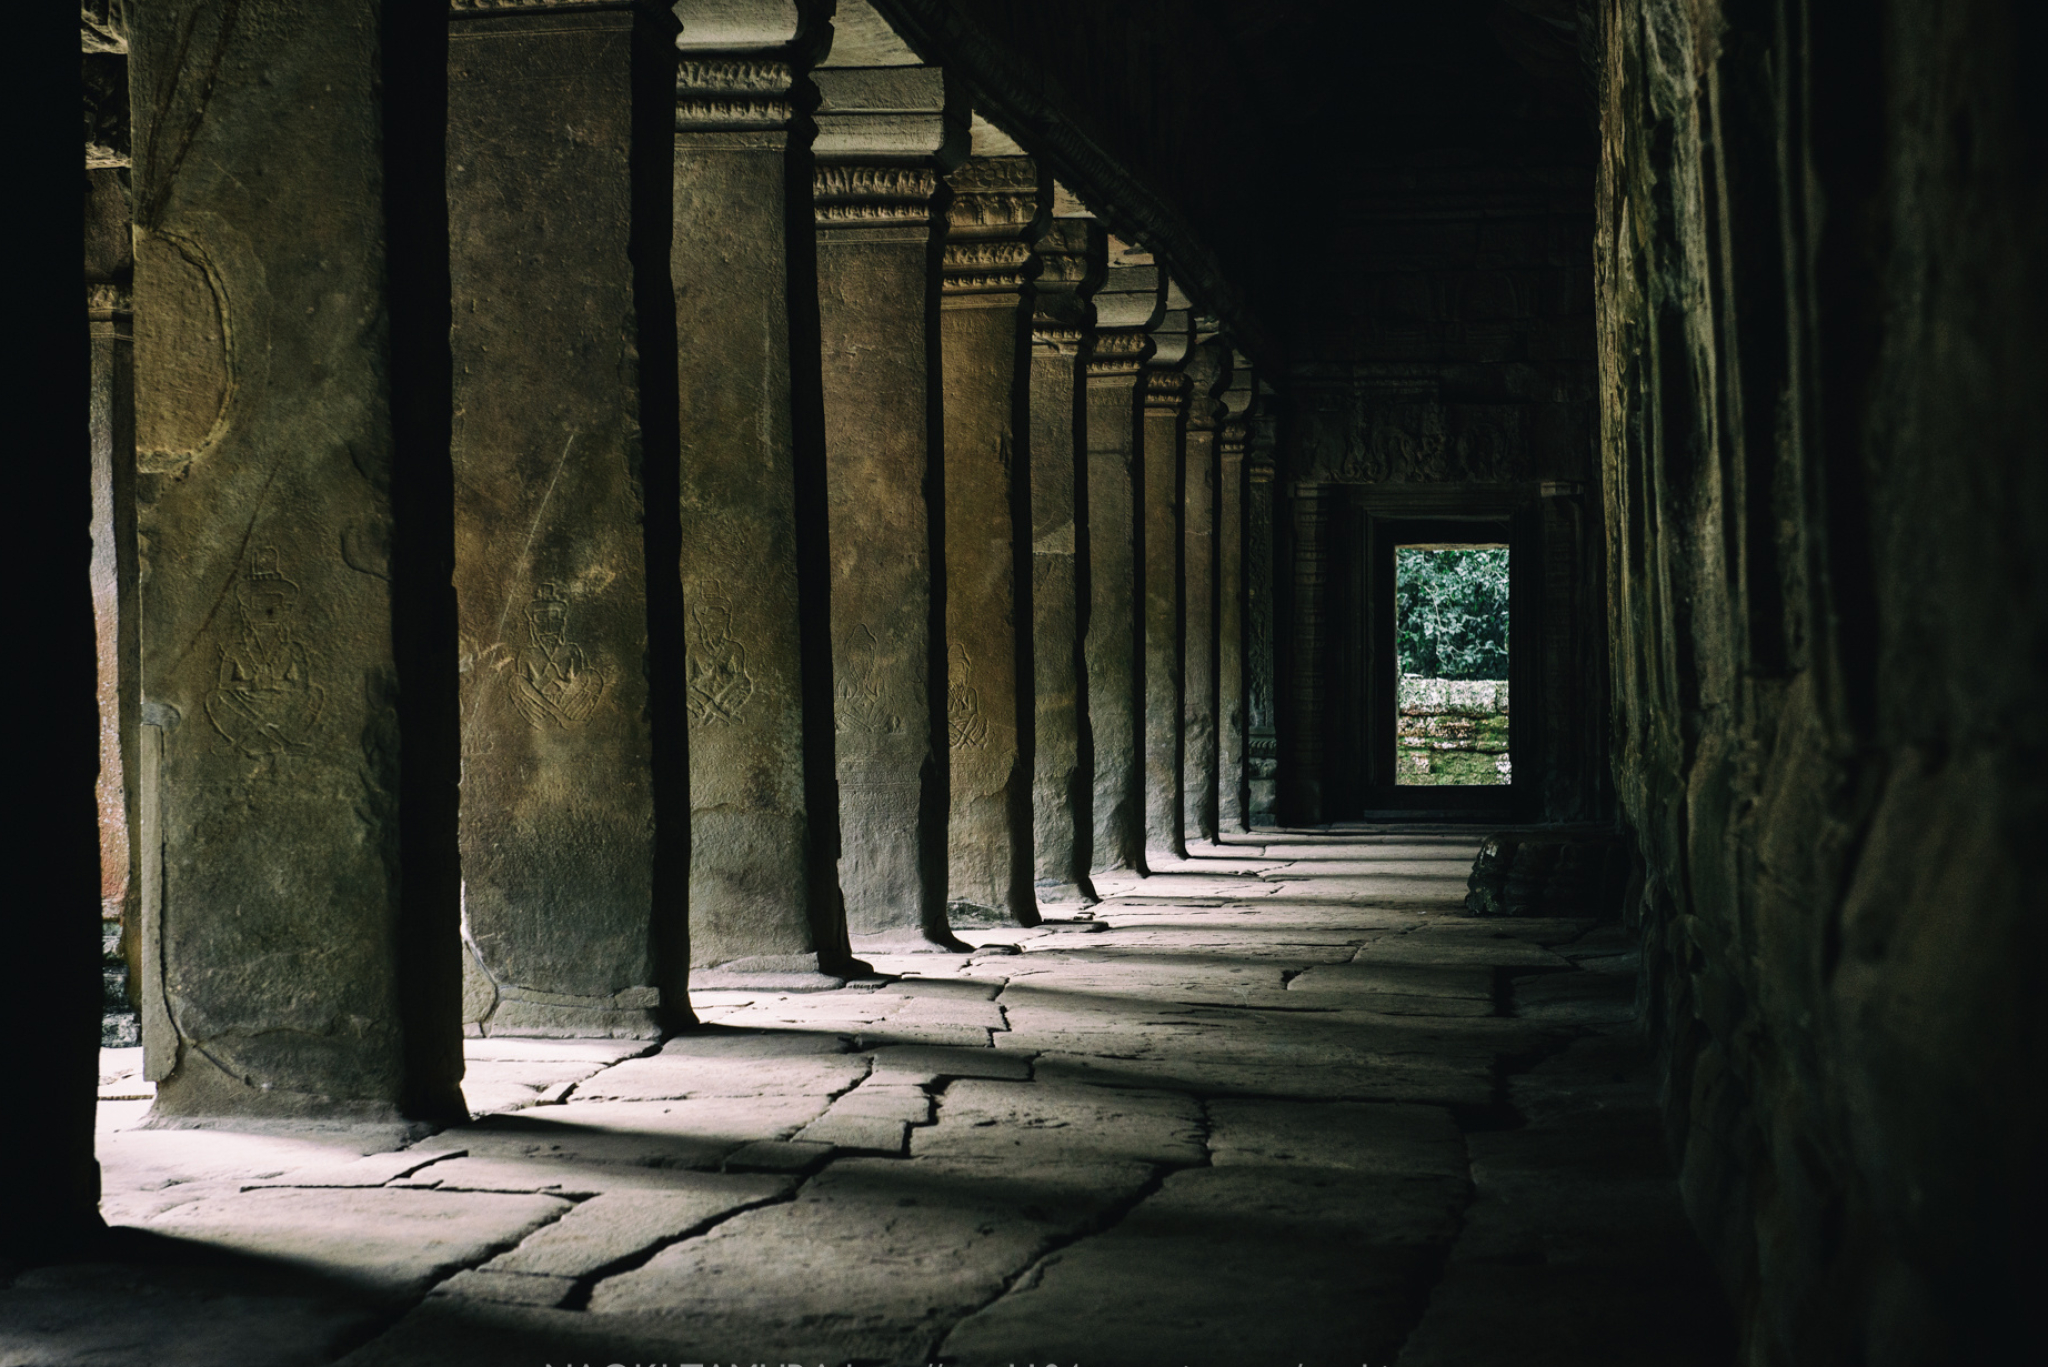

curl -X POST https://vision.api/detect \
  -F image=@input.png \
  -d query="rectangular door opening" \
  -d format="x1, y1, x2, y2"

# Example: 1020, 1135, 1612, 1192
1395, 543, 1510, 787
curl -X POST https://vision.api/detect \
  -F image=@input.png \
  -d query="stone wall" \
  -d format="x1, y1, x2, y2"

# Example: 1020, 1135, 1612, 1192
1395, 677, 1509, 786
1597, 1, 2047, 1359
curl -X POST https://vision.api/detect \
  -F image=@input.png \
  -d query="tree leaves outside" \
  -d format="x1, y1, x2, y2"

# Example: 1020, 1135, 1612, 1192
1396, 546, 1508, 680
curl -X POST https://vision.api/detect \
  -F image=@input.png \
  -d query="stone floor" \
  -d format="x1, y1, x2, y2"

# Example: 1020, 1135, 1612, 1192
6, 829, 1733, 1366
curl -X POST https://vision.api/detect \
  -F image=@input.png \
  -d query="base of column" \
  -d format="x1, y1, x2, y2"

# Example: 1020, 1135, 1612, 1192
849, 928, 984, 956
1032, 878, 1100, 908
689, 953, 851, 994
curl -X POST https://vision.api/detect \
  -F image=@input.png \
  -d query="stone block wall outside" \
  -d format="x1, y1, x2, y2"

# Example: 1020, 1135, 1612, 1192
1395, 676, 1508, 785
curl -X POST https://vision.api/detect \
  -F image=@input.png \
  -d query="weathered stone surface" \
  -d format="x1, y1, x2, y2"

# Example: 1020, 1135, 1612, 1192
941, 150, 1042, 928
674, 14, 846, 984
1179, 338, 1229, 845
814, 11, 963, 950
446, 1, 669, 1038
146, 1188, 569, 1302
914, 1078, 1204, 1166
1027, 205, 1105, 905
428, 1268, 575, 1309
1244, 399, 1279, 825
128, 0, 461, 1119
483, 1178, 791, 1278
572, 1051, 868, 1102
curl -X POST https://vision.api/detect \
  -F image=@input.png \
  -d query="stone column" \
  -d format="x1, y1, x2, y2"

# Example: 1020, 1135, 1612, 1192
446, 0, 674, 1038
1179, 337, 1229, 846
1216, 358, 1255, 833
940, 138, 1043, 929
1026, 194, 1105, 904
672, 4, 850, 991
812, 1, 967, 950
1083, 237, 1164, 876
1141, 293, 1195, 860
1282, 481, 1329, 826
130, 0, 463, 1117
86, 19, 140, 1040
1246, 395, 1281, 825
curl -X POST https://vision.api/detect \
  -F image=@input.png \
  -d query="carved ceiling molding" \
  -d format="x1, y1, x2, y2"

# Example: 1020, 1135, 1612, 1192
866, 0, 1277, 372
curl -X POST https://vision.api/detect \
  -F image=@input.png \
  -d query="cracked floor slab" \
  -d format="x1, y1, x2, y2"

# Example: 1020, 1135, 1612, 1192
23, 829, 1733, 1366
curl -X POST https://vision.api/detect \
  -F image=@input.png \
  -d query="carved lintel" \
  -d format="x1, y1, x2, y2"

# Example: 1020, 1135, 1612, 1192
676, 57, 796, 130
1085, 330, 1152, 377
1144, 369, 1189, 413
813, 163, 939, 227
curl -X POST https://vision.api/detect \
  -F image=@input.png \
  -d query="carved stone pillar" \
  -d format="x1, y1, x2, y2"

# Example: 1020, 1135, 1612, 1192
86, 14, 140, 1043
1282, 481, 1329, 826
1246, 395, 1280, 825
1084, 237, 1164, 876
1216, 357, 1254, 834
940, 138, 1043, 929
672, 3, 849, 991
1179, 336, 1229, 846
130, 0, 464, 1116
1141, 290, 1195, 860
813, 1, 966, 949
445, 0, 674, 1039
1026, 193, 1105, 903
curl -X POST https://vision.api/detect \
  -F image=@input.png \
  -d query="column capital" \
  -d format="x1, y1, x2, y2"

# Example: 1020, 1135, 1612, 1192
1182, 339, 1231, 434
1086, 329, 1153, 377
1031, 206, 1106, 345
813, 163, 939, 227
450, 1, 673, 17
943, 154, 1043, 298
811, 1, 965, 167
1143, 368, 1190, 415
676, 57, 796, 131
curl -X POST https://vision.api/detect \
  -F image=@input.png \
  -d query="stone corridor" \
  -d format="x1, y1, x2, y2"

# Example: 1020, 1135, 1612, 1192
12, 832, 1729, 1366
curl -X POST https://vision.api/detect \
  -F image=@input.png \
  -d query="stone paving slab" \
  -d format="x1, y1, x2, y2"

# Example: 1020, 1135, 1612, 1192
145, 1188, 571, 1302
938, 1166, 1462, 1367
584, 1157, 1152, 1363
570, 1052, 870, 1102
483, 1177, 791, 1278
913, 1079, 1206, 1166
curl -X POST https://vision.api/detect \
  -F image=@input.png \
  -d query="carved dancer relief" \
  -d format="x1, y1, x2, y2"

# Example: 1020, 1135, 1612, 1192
205, 546, 325, 759
505, 582, 610, 730
837, 624, 901, 738
685, 585, 754, 727
947, 643, 988, 750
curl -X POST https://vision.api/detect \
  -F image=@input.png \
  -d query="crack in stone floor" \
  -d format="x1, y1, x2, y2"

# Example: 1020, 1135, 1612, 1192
7, 829, 1733, 1366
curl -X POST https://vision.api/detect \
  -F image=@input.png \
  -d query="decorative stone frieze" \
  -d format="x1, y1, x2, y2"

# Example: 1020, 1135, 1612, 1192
675, 58, 795, 131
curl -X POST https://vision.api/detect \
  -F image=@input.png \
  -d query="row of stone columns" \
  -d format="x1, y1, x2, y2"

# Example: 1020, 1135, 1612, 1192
115, 0, 1280, 1120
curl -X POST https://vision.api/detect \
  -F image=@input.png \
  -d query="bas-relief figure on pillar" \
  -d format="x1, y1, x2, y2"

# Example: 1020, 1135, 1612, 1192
940, 123, 1044, 929
1216, 354, 1255, 834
